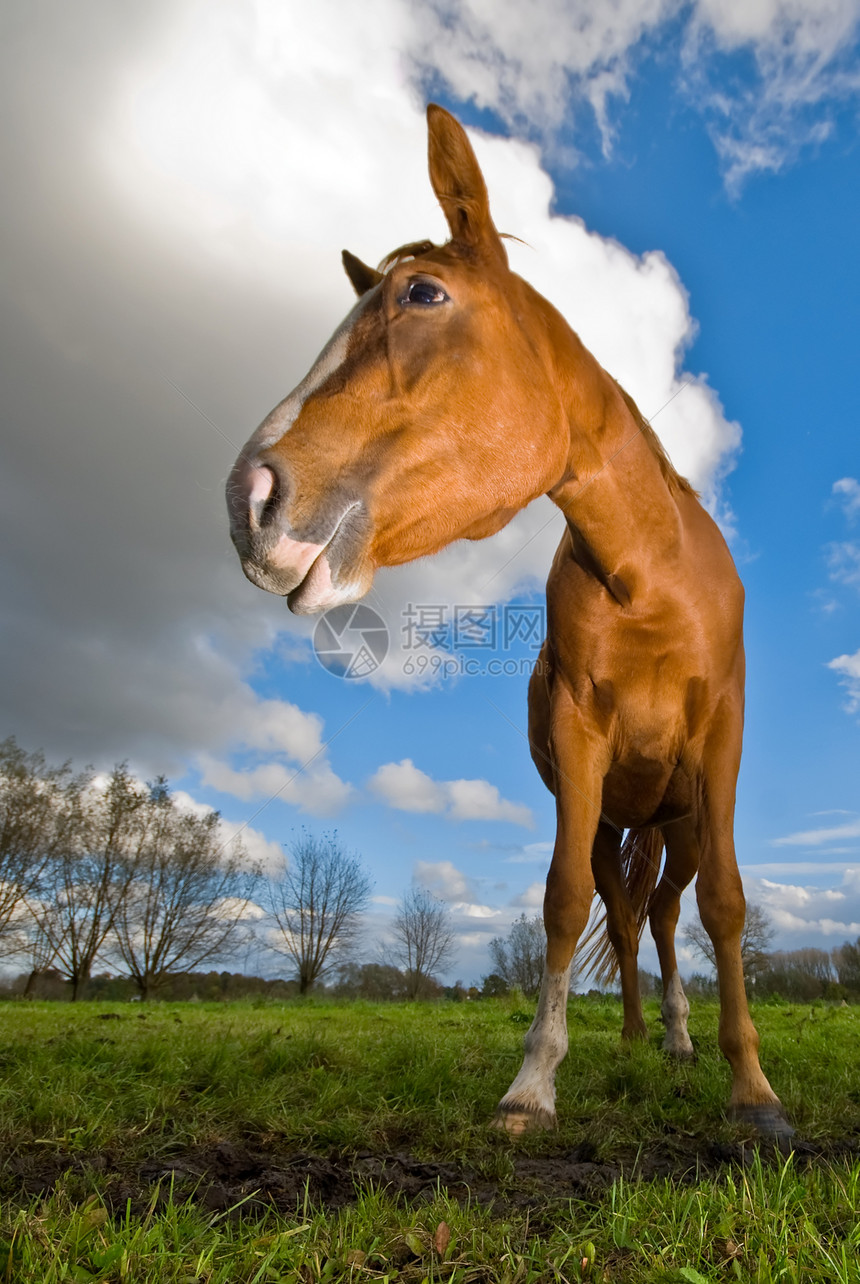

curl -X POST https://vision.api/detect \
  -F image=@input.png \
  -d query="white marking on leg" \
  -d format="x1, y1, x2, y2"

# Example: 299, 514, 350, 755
497, 965, 571, 1128
661, 969, 694, 1057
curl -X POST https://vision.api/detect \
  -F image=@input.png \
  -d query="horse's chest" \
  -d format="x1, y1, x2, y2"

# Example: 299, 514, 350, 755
597, 691, 693, 826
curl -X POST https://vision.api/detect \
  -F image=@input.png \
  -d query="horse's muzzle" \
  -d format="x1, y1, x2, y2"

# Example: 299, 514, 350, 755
226, 453, 368, 611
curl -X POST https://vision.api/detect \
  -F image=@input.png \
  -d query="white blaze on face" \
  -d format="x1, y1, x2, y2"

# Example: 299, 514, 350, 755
241, 287, 377, 457
232, 286, 379, 611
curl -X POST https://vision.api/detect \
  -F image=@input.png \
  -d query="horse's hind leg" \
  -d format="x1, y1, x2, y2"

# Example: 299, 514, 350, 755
591, 822, 648, 1042
650, 817, 699, 1059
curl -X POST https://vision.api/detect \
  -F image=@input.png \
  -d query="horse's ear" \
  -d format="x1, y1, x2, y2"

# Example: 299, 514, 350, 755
426, 104, 505, 261
342, 249, 383, 296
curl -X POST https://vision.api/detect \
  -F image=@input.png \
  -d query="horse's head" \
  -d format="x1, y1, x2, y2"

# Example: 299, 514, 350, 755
227, 105, 570, 613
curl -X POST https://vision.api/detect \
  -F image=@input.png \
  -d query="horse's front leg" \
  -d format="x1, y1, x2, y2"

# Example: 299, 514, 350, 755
495, 695, 607, 1133
695, 704, 793, 1141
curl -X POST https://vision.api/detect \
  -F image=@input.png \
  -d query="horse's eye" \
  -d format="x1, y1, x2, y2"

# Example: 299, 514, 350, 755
402, 279, 448, 307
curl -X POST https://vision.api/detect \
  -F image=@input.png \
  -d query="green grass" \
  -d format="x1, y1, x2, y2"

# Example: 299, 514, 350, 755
3, 1155, 860, 1282
1, 995, 859, 1280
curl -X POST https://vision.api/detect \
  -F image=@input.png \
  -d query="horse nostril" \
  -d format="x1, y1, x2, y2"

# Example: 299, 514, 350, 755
227, 460, 285, 535
246, 464, 285, 529
247, 464, 276, 507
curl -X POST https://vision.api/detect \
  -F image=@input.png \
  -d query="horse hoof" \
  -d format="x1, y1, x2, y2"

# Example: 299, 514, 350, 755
492, 1104, 556, 1135
664, 1045, 698, 1064
729, 1103, 795, 1149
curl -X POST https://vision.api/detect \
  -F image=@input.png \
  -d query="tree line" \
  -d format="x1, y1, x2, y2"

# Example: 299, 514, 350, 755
3, 737, 860, 1004
0, 739, 258, 999
681, 904, 860, 1001
481, 906, 860, 1003
0, 739, 459, 1001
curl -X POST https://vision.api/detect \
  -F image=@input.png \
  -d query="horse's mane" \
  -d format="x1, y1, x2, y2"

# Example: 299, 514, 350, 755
615, 382, 697, 498
378, 241, 438, 272
378, 232, 522, 274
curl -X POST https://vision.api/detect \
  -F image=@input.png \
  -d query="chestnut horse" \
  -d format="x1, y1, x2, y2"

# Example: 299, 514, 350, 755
227, 105, 791, 1140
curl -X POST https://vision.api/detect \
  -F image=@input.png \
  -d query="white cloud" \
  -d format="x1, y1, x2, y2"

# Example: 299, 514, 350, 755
748, 873, 860, 941
827, 542, 860, 589
447, 778, 533, 827
370, 759, 533, 827
505, 841, 554, 864
199, 754, 352, 816
771, 815, 860, 847
513, 881, 546, 908
414, 859, 476, 903
410, 0, 676, 144
409, 0, 860, 190
190, 688, 354, 815
670, 864, 860, 977
683, 0, 860, 189
215, 818, 284, 877
457, 931, 496, 950
742, 860, 860, 875
829, 648, 860, 713
413, 857, 508, 919
170, 789, 284, 874
369, 759, 445, 814
834, 477, 860, 521
451, 902, 504, 919
212, 895, 267, 923
225, 697, 325, 764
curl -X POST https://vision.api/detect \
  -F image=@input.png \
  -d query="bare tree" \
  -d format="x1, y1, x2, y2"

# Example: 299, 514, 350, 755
27, 764, 147, 999
833, 937, 860, 993
488, 912, 546, 997
20, 920, 65, 997
682, 901, 775, 989
265, 831, 371, 994
0, 738, 74, 960
390, 887, 455, 998
110, 782, 260, 1000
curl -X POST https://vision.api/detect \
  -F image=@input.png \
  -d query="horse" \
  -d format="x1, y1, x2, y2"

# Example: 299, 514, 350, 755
227, 104, 792, 1141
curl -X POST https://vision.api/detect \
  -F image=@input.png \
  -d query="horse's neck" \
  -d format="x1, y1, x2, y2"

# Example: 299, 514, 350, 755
547, 349, 684, 601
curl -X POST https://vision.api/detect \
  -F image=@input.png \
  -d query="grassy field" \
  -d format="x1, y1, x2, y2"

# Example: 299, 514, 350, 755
0, 994, 858, 1281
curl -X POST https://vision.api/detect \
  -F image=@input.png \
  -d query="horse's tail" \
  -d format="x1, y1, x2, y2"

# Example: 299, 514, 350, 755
573, 828, 665, 986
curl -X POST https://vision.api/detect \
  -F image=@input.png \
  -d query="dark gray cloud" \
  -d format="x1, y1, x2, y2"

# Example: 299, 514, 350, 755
0, 2, 317, 774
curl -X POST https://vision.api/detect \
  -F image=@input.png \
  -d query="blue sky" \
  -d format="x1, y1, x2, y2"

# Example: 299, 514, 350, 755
1, 0, 859, 984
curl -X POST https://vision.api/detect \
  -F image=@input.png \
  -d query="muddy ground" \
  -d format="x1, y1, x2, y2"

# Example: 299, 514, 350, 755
4, 1132, 860, 1220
